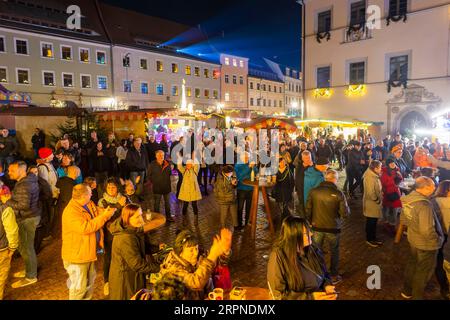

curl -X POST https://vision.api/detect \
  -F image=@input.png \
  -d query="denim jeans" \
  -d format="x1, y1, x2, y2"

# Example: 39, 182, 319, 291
237, 189, 253, 227
382, 207, 400, 226
63, 261, 96, 300
403, 245, 438, 300
18, 216, 40, 279
313, 231, 340, 276
153, 193, 171, 217
130, 171, 145, 196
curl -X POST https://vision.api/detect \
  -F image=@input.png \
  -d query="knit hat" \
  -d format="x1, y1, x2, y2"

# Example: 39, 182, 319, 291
391, 144, 403, 154
316, 157, 330, 166
38, 147, 53, 159
386, 158, 396, 166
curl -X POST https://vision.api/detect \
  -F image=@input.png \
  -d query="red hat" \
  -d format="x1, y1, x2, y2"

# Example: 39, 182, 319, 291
38, 147, 53, 159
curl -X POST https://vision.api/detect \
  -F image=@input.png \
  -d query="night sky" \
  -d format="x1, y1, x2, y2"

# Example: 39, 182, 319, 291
101, 0, 302, 71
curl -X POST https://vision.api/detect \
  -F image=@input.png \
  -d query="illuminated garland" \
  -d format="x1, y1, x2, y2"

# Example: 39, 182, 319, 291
345, 84, 367, 97
313, 88, 333, 98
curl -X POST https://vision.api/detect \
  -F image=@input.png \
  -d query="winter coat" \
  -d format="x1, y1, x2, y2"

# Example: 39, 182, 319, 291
400, 191, 444, 251
31, 132, 45, 150
125, 146, 149, 173
0, 204, 19, 252
386, 154, 410, 178
61, 200, 106, 263
273, 168, 295, 203
303, 167, 324, 206
305, 181, 350, 233
148, 160, 171, 195
214, 171, 237, 205
267, 245, 332, 300
293, 153, 310, 195
56, 177, 75, 214
380, 166, 403, 208
146, 142, 161, 163
6, 173, 41, 221
316, 144, 333, 162
234, 164, 258, 191
0, 135, 19, 157
362, 168, 383, 219
159, 251, 216, 300
347, 149, 364, 173
37, 162, 59, 198
433, 197, 450, 235
109, 218, 160, 300
90, 149, 112, 173
98, 193, 126, 242
178, 165, 202, 202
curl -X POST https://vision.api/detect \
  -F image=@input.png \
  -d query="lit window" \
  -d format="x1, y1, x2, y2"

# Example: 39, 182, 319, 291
224, 92, 230, 101
204, 89, 210, 98
186, 87, 192, 97
224, 57, 230, 65
156, 84, 164, 95
172, 63, 178, 73
233, 76, 237, 84
96, 51, 106, 64
43, 71, 54, 86
0, 68, 7, 83
79, 48, 90, 62
195, 88, 200, 98
41, 43, 53, 58
185, 65, 191, 75
232, 59, 237, 67
141, 82, 148, 94
98, 76, 107, 90
81, 75, 91, 88
156, 61, 163, 72
140, 59, 147, 70
239, 60, 244, 68
63, 73, 73, 87
204, 69, 209, 78
123, 80, 132, 92
61, 46, 72, 60
172, 85, 179, 96
213, 90, 218, 99
194, 67, 200, 77
15, 39, 28, 55
225, 75, 229, 83
213, 69, 220, 79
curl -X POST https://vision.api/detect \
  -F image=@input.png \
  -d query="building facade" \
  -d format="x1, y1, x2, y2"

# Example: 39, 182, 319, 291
283, 67, 303, 116
248, 70, 285, 115
303, 0, 450, 138
220, 54, 249, 113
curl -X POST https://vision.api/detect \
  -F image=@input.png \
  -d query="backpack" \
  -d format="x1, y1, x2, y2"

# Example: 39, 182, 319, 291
400, 199, 430, 227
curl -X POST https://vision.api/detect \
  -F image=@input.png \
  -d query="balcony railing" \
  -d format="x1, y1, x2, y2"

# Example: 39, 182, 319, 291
343, 24, 372, 43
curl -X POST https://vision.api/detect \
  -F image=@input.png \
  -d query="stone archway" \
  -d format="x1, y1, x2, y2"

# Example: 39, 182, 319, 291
398, 110, 430, 136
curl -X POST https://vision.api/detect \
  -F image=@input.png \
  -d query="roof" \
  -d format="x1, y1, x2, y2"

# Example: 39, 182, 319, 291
239, 117, 298, 130
0, 105, 85, 116
248, 69, 284, 83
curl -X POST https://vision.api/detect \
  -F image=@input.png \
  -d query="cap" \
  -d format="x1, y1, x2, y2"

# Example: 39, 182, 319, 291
316, 157, 330, 166
38, 147, 53, 160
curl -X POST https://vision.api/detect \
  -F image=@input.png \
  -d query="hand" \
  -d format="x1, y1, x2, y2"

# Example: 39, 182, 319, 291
324, 285, 336, 295
219, 228, 233, 253
312, 292, 337, 300
208, 235, 223, 261
118, 196, 127, 207
103, 206, 117, 219
159, 243, 167, 250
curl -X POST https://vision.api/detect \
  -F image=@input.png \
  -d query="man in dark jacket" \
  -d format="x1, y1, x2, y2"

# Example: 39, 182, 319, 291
148, 150, 173, 222
347, 142, 365, 198
5, 161, 41, 288
306, 169, 350, 284
146, 135, 161, 164
0, 129, 19, 170
316, 138, 333, 164
125, 137, 149, 196
31, 128, 45, 159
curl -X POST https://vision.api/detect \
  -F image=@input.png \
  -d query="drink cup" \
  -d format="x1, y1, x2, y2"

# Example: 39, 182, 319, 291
208, 288, 224, 300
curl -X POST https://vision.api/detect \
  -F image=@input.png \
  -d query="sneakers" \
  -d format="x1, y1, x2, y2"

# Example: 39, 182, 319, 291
104, 282, 109, 296
11, 278, 37, 288
13, 270, 26, 278
401, 292, 412, 299
366, 241, 382, 248
331, 275, 342, 285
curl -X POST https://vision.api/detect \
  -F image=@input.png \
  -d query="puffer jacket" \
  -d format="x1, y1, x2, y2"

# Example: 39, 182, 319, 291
6, 173, 41, 221
61, 200, 107, 263
109, 218, 160, 300
303, 167, 324, 206
400, 191, 444, 251
305, 181, 350, 233
214, 170, 237, 205
159, 251, 216, 300
362, 168, 383, 218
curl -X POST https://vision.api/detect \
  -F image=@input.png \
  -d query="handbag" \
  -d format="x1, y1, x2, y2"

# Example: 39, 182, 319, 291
212, 265, 232, 290
386, 192, 400, 201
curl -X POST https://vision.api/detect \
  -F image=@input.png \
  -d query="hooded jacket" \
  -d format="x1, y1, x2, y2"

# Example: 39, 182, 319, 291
109, 218, 160, 300
6, 173, 41, 221
400, 191, 444, 251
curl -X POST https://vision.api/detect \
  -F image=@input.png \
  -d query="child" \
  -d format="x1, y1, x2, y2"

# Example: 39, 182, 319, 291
83, 177, 99, 205
214, 165, 238, 229
123, 179, 142, 205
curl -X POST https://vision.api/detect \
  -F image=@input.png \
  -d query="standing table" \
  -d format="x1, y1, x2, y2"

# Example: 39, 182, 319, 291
242, 179, 276, 239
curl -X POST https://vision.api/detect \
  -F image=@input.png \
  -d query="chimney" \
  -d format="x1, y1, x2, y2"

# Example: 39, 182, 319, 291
285, 67, 290, 77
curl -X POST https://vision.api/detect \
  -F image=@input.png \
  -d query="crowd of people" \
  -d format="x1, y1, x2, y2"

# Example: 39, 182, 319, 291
0, 125, 449, 300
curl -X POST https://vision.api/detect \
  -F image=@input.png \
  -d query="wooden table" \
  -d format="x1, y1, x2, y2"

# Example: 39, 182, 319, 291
143, 212, 166, 233
242, 179, 275, 239
242, 287, 271, 300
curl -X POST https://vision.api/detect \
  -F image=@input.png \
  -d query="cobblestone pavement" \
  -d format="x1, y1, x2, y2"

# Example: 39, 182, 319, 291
3, 170, 449, 300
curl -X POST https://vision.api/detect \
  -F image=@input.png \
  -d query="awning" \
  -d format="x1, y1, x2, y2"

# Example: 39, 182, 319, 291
238, 117, 298, 131
294, 119, 381, 128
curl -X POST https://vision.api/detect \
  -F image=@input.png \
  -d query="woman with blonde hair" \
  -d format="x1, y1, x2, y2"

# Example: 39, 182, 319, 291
109, 204, 160, 300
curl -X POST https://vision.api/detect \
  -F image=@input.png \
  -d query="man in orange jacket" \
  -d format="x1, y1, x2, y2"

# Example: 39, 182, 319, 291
61, 183, 116, 300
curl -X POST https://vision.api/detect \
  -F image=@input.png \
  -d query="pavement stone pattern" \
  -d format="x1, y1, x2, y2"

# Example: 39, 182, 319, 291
3, 171, 449, 300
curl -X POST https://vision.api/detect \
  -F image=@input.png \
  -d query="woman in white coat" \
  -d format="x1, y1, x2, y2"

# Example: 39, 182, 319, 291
178, 159, 202, 215
362, 160, 383, 248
